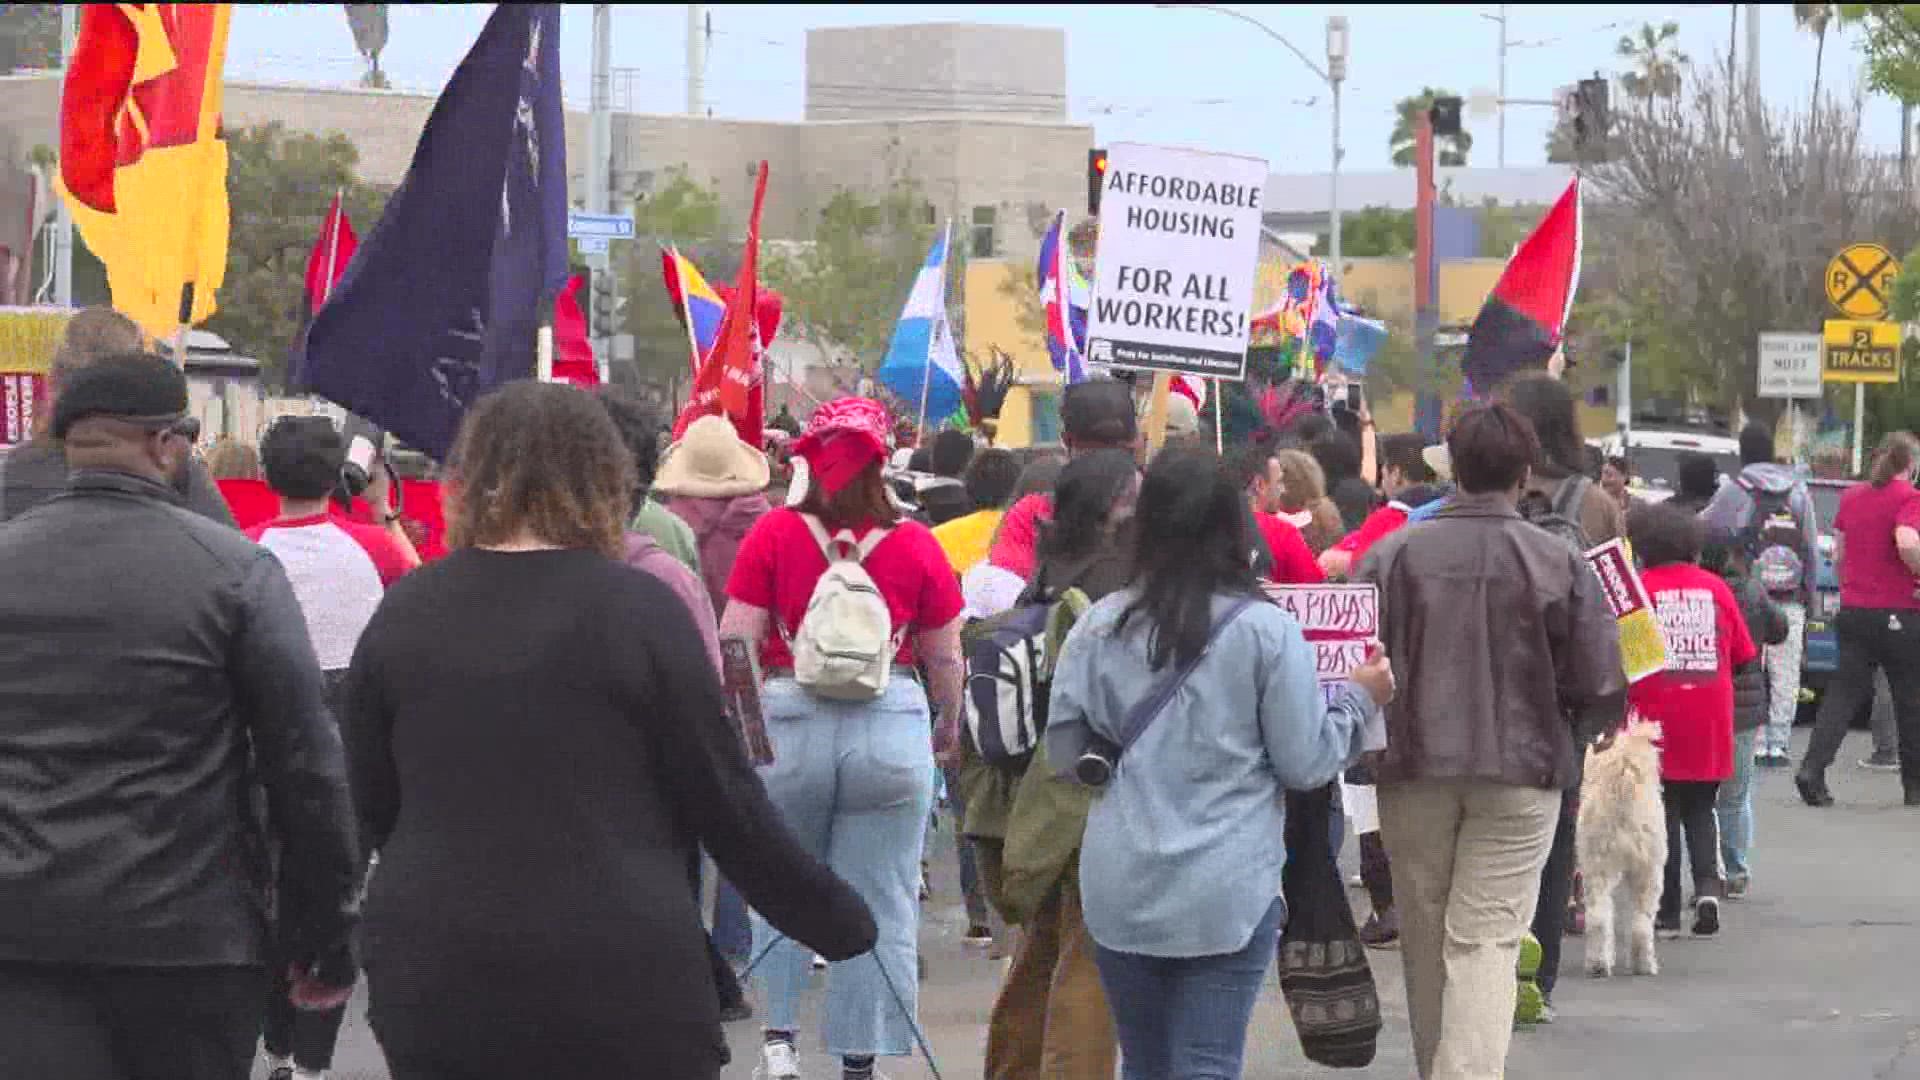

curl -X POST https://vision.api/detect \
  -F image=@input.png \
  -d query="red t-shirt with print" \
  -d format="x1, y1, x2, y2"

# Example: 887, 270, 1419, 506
727, 508, 965, 671
1628, 563, 1758, 782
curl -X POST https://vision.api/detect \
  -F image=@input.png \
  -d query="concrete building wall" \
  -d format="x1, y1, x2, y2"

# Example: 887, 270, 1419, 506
805, 24, 1067, 123
0, 73, 1088, 267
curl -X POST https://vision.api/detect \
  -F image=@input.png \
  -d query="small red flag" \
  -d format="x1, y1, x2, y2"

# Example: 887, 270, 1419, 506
303, 193, 359, 313
549, 274, 600, 387
675, 161, 769, 445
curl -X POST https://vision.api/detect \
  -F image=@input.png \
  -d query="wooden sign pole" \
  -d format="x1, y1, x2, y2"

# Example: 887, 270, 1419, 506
1142, 371, 1173, 459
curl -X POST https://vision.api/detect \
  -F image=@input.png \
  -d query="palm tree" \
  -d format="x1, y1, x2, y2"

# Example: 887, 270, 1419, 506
344, 4, 389, 90
1797, 3, 1836, 111
1388, 88, 1472, 167
1616, 21, 1688, 103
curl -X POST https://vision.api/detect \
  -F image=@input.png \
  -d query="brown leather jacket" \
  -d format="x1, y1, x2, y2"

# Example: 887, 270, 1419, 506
1357, 492, 1626, 791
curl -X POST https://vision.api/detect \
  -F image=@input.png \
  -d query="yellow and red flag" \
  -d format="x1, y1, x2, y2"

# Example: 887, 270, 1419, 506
58, 3, 233, 341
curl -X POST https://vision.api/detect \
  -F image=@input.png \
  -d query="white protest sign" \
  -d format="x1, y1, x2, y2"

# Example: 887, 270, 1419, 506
1086, 142, 1268, 381
1262, 581, 1384, 746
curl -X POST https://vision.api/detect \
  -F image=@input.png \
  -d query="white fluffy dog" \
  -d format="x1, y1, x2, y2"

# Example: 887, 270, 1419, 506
1577, 720, 1668, 978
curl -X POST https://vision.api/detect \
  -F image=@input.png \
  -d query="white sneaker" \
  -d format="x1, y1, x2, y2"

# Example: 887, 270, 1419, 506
758, 1041, 801, 1079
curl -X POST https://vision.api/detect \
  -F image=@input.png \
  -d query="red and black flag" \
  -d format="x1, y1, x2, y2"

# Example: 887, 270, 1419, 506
1462, 177, 1581, 394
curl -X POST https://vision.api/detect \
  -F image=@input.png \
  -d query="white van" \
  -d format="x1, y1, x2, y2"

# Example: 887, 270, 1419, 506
1588, 428, 1742, 502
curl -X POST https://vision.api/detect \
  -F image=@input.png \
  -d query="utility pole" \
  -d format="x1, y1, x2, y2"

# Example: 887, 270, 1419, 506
589, 6, 611, 218
686, 4, 707, 116
588, 4, 614, 384
52, 5, 78, 308
1489, 5, 1509, 168
1414, 109, 1439, 439
1745, 3, 1761, 109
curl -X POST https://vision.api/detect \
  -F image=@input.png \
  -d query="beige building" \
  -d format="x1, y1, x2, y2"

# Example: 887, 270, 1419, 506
0, 22, 1088, 266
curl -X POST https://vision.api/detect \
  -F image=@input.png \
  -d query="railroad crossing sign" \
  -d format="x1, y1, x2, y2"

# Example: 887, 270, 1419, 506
1822, 318, 1902, 384
1826, 243, 1900, 320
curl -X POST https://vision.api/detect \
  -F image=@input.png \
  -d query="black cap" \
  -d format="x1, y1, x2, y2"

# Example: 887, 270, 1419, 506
1060, 378, 1137, 446
51, 351, 189, 439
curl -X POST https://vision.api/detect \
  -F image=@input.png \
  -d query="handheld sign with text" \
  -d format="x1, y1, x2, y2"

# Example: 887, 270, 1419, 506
719, 636, 774, 766
1086, 142, 1268, 381
1585, 539, 1667, 683
1262, 583, 1387, 751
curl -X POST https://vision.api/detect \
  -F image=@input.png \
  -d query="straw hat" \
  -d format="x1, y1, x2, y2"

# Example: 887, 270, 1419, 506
654, 415, 771, 498
1421, 444, 1453, 484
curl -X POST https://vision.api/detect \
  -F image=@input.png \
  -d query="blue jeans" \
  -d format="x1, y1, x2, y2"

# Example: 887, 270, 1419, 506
1718, 729, 1758, 880
712, 874, 751, 962
754, 677, 935, 1057
1092, 898, 1284, 1080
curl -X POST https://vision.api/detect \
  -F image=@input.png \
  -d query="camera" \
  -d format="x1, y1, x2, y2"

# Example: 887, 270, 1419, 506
1074, 735, 1120, 787
337, 415, 386, 498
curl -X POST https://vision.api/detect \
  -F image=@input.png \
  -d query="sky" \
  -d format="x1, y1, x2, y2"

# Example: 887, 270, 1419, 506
224, 3, 1903, 175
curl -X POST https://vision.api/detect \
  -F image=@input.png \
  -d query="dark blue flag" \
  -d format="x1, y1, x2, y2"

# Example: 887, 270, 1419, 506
291, 3, 569, 460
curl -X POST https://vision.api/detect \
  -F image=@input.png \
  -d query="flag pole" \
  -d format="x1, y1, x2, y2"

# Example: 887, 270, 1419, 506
914, 220, 949, 447
322, 188, 344, 306
1213, 377, 1224, 454
668, 245, 703, 378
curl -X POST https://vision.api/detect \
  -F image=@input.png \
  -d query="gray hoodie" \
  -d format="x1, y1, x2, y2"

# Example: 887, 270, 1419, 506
1699, 462, 1821, 593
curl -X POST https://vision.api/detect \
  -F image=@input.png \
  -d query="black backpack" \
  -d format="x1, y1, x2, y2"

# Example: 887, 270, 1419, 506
1518, 474, 1594, 556
1736, 479, 1807, 593
962, 579, 1090, 765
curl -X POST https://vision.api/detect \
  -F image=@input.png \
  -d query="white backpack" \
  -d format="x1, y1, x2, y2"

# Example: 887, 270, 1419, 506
785, 514, 901, 701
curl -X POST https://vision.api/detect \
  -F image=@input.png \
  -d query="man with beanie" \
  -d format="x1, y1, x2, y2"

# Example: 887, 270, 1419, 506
0, 306, 236, 527
987, 378, 1140, 580
1702, 423, 1820, 771
0, 352, 362, 1079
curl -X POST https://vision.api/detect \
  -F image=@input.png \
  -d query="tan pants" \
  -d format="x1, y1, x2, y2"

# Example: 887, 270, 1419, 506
1379, 779, 1561, 1080
984, 873, 1118, 1080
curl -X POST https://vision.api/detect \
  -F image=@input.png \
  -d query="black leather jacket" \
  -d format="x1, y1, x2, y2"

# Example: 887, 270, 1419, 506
0, 470, 360, 971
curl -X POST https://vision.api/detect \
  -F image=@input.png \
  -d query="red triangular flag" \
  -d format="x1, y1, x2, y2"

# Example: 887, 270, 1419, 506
1463, 177, 1581, 393
303, 194, 359, 314
675, 161, 769, 445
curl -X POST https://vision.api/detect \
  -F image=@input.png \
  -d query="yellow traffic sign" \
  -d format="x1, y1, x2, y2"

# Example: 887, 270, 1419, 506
1823, 319, 1902, 384
1826, 243, 1900, 320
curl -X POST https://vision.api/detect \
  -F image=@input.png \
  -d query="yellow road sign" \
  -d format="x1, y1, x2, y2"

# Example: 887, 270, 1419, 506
1823, 319, 1902, 384
1826, 243, 1900, 320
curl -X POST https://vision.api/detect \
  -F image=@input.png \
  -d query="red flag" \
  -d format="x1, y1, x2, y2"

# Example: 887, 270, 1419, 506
302, 193, 358, 312
549, 273, 600, 386
675, 161, 769, 445
1462, 177, 1581, 393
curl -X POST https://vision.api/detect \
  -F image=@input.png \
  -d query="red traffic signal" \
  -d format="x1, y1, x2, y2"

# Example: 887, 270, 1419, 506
1088, 148, 1108, 216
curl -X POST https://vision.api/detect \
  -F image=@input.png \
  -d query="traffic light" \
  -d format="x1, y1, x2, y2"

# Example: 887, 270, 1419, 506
1088, 148, 1108, 216
1429, 96, 1463, 138
1573, 77, 1611, 154
590, 271, 623, 339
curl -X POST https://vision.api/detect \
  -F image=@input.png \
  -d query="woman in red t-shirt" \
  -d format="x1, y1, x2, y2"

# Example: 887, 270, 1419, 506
1626, 503, 1758, 939
719, 397, 964, 1079
1799, 432, 1920, 807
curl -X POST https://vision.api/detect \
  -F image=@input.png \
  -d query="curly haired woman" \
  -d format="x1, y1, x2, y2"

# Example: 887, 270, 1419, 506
340, 382, 875, 1078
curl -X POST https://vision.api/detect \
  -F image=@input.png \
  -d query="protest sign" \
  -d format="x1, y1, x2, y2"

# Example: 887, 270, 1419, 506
1086, 142, 1267, 380
2, 374, 45, 445
1264, 583, 1380, 710
1585, 538, 1668, 683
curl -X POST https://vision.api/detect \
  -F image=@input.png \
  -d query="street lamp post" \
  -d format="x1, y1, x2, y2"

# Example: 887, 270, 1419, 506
1158, 5, 1347, 275
1326, 16, 1348, 278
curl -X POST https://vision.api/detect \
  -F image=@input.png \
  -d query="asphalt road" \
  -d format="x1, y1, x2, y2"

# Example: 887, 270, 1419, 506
282, 726, 1920, 1079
